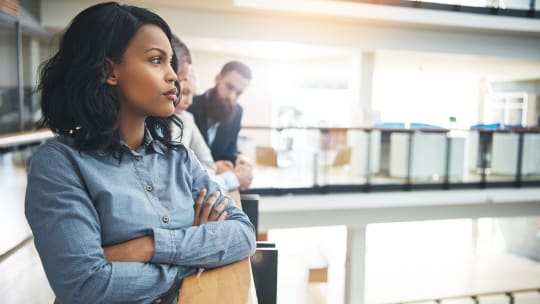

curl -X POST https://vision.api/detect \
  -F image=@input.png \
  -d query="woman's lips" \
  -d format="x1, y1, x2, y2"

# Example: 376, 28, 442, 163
164, 87, 178, 95
164, 87, 178, 102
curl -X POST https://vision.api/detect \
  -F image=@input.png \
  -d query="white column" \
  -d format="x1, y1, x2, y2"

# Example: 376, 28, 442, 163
351, 52, 376, 127
344, 225, 367, 304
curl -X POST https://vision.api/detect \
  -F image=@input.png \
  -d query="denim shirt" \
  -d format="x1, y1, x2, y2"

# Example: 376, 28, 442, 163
25, 132, 256, 304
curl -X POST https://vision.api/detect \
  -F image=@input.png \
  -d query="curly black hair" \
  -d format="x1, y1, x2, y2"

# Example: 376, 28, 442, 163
38, 2, 183, 156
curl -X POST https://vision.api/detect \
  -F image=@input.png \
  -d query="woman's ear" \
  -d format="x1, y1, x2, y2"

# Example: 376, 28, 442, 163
104, 59, 119, 86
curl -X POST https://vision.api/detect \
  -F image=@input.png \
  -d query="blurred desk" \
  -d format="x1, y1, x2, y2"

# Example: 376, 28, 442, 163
178, 190, 258, 304
178, 258, 257, 304
0, 129, 54, 149
227, 190, 242, 207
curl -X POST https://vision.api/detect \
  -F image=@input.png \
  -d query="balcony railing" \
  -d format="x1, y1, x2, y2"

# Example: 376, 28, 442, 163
239, 126, 540, 195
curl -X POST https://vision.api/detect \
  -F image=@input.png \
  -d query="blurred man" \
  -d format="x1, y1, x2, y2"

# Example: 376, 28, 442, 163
188, 61, 252, 174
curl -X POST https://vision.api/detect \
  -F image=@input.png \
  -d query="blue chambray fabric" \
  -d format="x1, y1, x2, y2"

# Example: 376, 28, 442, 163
25, 129, 256, 304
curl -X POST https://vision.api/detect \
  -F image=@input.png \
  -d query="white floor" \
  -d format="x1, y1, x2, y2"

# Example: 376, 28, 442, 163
267, 221, 540, 304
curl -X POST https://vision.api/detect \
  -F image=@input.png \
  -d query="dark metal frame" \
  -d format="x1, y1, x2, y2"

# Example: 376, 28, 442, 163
240, 194, 278, 304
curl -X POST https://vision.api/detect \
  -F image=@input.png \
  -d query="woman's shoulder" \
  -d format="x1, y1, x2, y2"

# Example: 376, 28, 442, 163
35, 136, 76, 155
28, 136, 79, 172
31, 136, 86, 164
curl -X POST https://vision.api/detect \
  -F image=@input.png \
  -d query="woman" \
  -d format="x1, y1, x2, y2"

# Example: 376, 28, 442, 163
25, 2, 256, 304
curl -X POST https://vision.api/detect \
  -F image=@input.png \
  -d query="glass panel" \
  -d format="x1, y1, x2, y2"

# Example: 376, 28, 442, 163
462, 130, 484, 183
241, 127, 319, 189
488, 132, 518, 182
0, 21, 19, 133
502, 0, 532, 10
521, 133, 540, 182
370, 130, 407, 187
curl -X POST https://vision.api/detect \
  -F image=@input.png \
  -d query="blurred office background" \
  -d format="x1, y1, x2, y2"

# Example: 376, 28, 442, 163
1, 0, 540, 303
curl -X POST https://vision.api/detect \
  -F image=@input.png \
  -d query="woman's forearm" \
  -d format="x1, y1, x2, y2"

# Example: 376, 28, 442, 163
103, 235, 154, 263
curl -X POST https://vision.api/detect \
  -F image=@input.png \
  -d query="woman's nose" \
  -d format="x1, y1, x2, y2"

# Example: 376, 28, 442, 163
166, 65, 177, 83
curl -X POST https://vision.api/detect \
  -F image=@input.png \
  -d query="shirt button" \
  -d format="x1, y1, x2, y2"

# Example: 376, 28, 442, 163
162, 215, 170, 223
155, 298, 162, 303
134, 155, 142, 161
146, 185, 153, 192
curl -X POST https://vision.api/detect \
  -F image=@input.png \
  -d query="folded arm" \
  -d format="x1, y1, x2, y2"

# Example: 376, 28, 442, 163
25, 145, 182, 304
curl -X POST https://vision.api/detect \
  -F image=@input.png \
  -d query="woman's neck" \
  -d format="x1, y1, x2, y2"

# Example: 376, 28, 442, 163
118, 113, 146, 151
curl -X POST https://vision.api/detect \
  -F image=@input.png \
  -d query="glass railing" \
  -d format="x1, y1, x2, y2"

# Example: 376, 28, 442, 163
341, 0, 539, 17
239, 126, 540, 194
1, 126, 539, 196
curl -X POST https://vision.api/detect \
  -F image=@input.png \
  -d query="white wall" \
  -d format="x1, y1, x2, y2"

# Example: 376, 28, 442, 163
372, 51, 540, 127
41, 0, 540, 60
38, 0, 540, 129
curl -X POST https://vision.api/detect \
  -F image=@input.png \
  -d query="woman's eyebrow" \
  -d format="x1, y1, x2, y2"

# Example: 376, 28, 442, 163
144, 47, 168, 55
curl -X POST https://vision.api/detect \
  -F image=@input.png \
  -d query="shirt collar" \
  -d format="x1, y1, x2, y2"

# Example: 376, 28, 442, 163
118, 127, 166, 156
143, 127, 167, 155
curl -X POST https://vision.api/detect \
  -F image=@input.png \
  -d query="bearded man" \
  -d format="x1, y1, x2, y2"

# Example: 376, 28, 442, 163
188, 61, 252, 173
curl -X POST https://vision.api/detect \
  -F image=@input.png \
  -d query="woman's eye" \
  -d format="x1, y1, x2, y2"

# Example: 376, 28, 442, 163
150, 57, 162, 64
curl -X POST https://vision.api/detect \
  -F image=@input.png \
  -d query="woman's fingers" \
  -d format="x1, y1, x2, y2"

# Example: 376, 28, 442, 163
217, 210, 228, 221
193, 188, 206, 226
209, 198, 228, 221
199, 191, 220, 225
194, 190, 230, 226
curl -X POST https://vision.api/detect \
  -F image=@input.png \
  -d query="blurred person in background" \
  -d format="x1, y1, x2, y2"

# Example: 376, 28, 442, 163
171, 36, 252, 191
188, 60, 253, 176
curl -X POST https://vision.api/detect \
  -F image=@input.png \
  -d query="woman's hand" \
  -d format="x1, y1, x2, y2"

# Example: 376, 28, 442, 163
193, 189, 228, 226
103, 235, 154, 263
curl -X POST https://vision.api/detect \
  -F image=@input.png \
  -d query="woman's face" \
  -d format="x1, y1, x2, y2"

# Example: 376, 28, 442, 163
107, 24, 178, 119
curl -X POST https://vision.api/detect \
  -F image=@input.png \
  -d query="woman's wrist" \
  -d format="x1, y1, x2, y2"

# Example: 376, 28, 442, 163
103, 235, 155, 263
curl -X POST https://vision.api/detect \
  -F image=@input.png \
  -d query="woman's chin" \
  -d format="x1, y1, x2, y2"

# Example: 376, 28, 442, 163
157, 105, 176, 117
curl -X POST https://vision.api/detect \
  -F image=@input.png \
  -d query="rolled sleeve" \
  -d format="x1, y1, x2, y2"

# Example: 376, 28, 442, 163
211, 171, 240, 192
151, 150, 256, 268
152, 228, 178, 265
